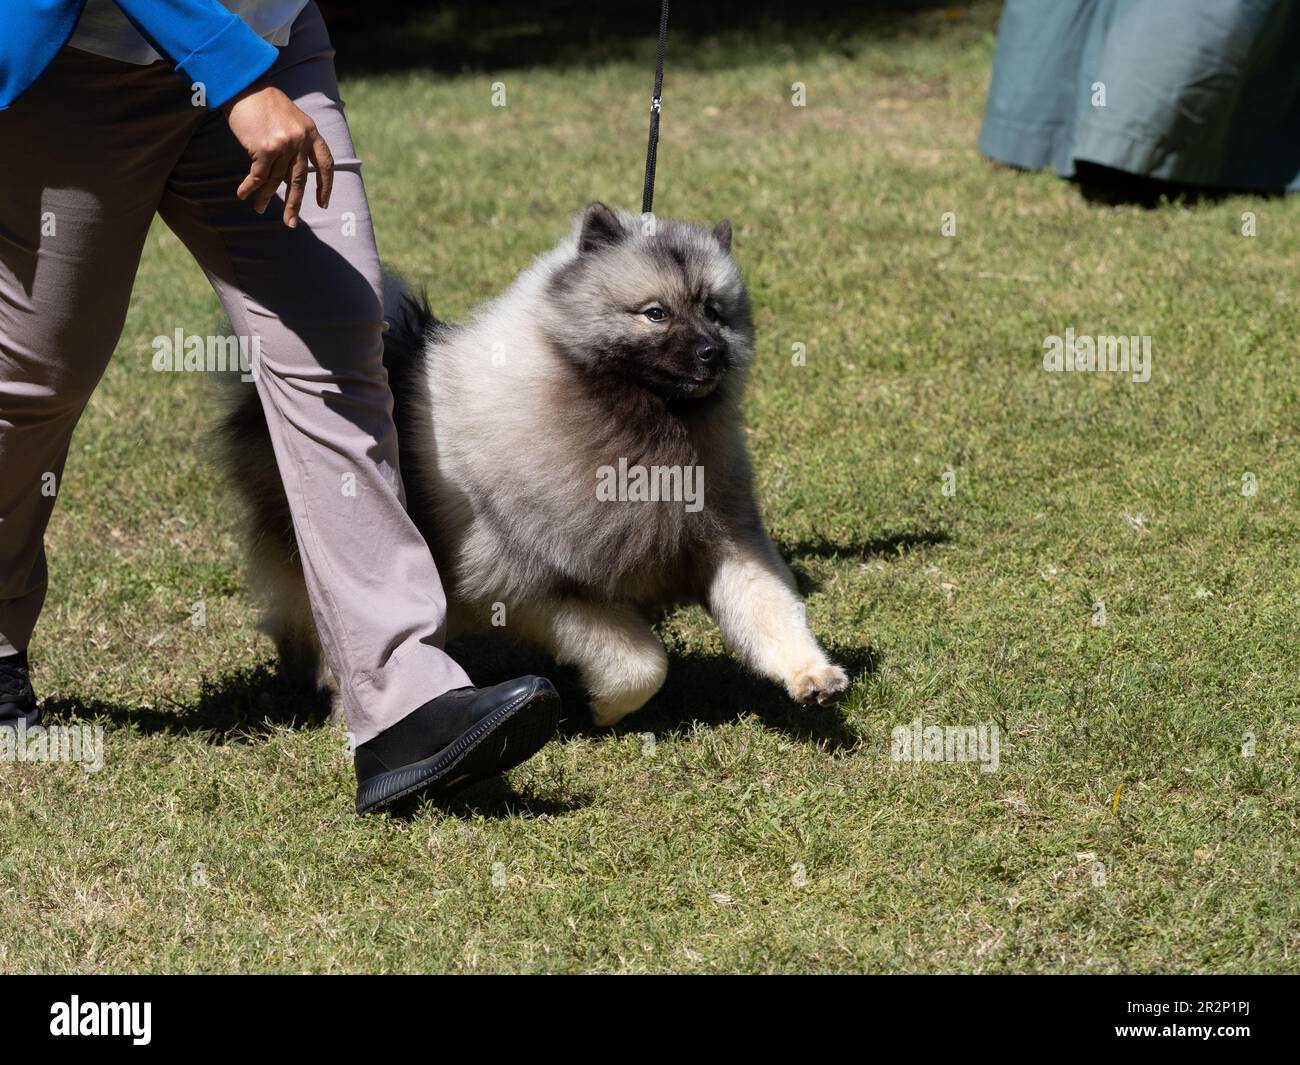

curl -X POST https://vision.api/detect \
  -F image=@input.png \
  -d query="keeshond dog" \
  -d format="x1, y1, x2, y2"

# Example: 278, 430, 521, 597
222, 203, 849, 726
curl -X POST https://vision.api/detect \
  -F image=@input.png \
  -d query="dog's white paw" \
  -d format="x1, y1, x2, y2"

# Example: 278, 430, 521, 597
590, 694, 646, 729
590, 701, 629, 729
586, 642, 668, 728
786, 661, 850, 706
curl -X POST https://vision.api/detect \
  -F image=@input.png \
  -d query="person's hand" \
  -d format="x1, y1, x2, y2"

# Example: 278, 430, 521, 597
221, 82, 334, 228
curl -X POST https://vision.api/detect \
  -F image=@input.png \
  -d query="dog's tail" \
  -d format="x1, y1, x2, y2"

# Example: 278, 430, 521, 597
380, 270, 443, 378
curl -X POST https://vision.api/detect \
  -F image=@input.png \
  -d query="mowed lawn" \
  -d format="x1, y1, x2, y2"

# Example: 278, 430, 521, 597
3, 2, 1297, 973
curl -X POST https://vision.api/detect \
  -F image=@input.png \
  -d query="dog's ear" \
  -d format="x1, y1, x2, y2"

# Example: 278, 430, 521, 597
578, 202, 625, 254
712, 219, 732, 254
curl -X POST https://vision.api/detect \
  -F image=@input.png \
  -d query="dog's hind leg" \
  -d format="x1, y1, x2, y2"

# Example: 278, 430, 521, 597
512, 600, 668, 727
250, 544, 335, 700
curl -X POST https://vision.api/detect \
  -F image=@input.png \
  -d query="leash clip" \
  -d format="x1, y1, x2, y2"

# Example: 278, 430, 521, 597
650, 95, 662, 114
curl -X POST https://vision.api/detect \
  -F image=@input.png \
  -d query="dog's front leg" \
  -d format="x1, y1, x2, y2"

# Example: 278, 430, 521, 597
512, 600, 668, 727
704, 536, 849, 705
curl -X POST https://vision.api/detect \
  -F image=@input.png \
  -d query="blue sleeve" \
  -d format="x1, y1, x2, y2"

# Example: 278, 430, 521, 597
0, 1, 279, 111
113, 0, 279, 108
0, 1, 87, 111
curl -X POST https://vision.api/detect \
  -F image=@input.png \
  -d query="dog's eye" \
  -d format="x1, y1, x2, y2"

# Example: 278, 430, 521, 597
704, 303, 724, 325
642, 306, 669, 323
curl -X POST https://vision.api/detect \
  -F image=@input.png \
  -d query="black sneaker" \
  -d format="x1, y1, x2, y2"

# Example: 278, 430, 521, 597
355, 675, 560, 814
0, 650, 39, 729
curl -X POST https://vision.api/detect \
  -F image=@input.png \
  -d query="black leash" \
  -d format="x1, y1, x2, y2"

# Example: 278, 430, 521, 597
640, 0, 670, 216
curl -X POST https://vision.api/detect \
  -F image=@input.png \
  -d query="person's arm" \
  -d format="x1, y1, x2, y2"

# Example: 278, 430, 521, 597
112, 0, 279, 109
0, 1, 330, 226
1, 0, 273, 113
114, 0, 335, 228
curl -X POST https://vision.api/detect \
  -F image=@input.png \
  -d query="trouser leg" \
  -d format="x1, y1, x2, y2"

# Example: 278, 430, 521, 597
158, 5, 470, 743
0, 49, 189, 656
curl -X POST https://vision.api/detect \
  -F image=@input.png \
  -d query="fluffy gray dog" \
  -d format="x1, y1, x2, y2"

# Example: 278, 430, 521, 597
223, 203, 849, 726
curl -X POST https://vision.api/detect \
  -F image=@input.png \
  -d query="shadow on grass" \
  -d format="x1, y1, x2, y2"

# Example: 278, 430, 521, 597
629, 643, 881, 752
782, 528, 949, 563
782, 529, 950, 595
38, 527, 933, 796
38, 648, 875, 823
40, 638, 882, 751
39, 665, 335, 745
421, 776, 593, 820
442, 634, 880, 755
432, 528, 936, 750
1072, 162, 1287, 209
39, 645, 874, 754
319, 0, 979, 77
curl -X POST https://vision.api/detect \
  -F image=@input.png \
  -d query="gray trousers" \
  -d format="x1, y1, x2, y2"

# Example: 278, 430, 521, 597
0, 4, 470, 744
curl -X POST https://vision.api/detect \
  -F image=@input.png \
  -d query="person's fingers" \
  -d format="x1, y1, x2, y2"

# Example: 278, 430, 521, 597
252, 180, 277, 214
308, 127, 334, 210
238, 126, 326, 224
253, 152, 292, 215
283, 150, 310, 228
236, 155, 273, 201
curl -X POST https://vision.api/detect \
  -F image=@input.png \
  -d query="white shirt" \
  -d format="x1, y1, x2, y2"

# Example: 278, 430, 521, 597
67, 0, 310, 65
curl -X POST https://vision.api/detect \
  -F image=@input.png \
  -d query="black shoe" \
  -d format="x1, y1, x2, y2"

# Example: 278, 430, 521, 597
355, 675, 560, 814
0, 650, 39, 729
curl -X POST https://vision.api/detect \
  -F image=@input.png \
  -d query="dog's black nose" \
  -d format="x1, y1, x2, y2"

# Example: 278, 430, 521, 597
695, 342, 719, 364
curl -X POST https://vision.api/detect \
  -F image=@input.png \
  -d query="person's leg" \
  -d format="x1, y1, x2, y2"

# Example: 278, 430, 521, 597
0, 49, 197, 665
157, 3, 470, 745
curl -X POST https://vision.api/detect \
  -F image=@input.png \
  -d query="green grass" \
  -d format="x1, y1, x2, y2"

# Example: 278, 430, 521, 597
3, 2, 1298, 973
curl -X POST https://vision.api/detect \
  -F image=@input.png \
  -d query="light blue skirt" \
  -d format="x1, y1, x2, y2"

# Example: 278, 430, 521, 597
978, 0, 1300, 191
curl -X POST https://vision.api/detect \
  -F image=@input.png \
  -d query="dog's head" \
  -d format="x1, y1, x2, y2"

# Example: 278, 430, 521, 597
542, 203, 754, 401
